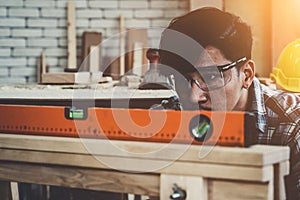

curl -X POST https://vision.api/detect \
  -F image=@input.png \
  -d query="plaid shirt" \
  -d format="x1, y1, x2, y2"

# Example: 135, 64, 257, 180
248, 78, 300, 199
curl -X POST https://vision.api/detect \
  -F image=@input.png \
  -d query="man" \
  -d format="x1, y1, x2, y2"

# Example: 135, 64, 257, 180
159, 7, 300, 199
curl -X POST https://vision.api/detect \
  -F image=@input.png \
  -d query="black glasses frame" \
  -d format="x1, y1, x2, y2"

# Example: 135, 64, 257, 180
188, 57, 247, 91
217, 57, 247, 72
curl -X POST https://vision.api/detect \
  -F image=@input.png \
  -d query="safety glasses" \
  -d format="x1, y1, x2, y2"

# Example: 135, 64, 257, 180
185, 57, 247, 91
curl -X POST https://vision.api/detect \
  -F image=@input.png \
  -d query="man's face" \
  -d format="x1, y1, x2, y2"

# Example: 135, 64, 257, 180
176, 46, 247, 111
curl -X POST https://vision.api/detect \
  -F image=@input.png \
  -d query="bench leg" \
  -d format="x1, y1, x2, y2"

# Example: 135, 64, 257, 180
0, 181, 12, 200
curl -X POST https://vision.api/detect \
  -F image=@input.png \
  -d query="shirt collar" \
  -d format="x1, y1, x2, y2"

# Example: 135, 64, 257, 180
247, 77, 267, 133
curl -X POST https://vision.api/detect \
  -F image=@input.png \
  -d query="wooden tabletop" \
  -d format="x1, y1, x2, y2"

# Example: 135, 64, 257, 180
0, 134, 290, 199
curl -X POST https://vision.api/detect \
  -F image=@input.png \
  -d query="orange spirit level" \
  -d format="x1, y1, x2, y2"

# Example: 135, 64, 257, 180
0, 104, 256, 147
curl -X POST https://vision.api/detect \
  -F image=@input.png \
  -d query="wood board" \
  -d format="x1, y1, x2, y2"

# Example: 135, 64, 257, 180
67, 1, 77, 70
126, 29, 148, 76
81, 32, 102, 72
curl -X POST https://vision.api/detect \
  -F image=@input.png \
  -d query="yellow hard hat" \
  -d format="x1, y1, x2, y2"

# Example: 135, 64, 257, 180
270, 39, 300, 92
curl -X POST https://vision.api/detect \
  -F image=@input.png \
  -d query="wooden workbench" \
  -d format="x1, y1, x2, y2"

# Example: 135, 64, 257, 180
0, 133, 290, 200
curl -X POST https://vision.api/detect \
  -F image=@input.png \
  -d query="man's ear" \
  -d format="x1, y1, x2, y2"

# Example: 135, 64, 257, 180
242, 60, 255, 89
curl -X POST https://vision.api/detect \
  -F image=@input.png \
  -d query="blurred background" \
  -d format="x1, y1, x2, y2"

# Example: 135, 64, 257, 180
0, 0, 299, 83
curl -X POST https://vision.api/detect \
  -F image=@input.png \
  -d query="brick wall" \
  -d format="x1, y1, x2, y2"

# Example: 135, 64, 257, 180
0, 0, 187, 83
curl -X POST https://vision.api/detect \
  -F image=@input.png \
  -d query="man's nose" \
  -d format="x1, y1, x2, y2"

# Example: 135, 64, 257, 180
190, 85, 208, 103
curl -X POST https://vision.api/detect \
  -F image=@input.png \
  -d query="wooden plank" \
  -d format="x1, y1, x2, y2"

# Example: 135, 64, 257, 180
0, 134, 290, 167
67, 1, 77, 70
160, 174, 207, 200
103, 56, 120, 80
132, 42, 144, 76
41, 72, 91, 84
41, 50, 46, 75
119, 15, 125, 76
126, 29, 148, 75
0, 148, 274, 182
81, 32, 102, 72
0, 161, 160, 196
188, 0, 223, 11
274, 161, 289, 200
37, 51, 46, 84
89, 45, 100, 73
208, 179, 272, 200
10, 182, 19, 200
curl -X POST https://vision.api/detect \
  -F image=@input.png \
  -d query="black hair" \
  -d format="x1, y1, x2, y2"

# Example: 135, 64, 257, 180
159, 7, 252, 75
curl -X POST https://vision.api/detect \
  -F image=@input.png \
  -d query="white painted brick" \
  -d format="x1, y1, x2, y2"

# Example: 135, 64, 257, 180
125, 19, 150, 28
0, 48, 11, 57
27, 76, 37, 83
0, 58, 27, 67
0, 18, 25, 27
12, 29, 43, 37
77, 9, 103, 18
10, 67, 36, 76
104, 47, 119, 57
9, 8, 39, 17
0, 0, 23, 7
75, 0, 89, 8
151, 19, 172, 28
89, 1, 118, 8
25, 0, 55, 7
76, 29, 85, 36
148, 38, 161, 48
148, 28, 163, 38
0, 8, 7, 17
58, 38, 67, 47
105, 28, 121, 36
178, 1, 188, 8
57, 0, 87, 8
101, 38, 119, 48
0, 29, 10, 37
0, 67, 8, 76
41, 9, 66, 18
0, 39, 26, 47
58, 19, 67, 28
56, 0, 68, 8
58, 58, 67, 67
0, 77, 26, 84
76, 37, 82, 46
46, 48, 67, 56
46, 57, 59, 66
27, 58, 38, 66
48, 67, 64, 73
27, 38, 58, 47
27, 19, 57, 28
164, 9, 186, 18
150, 1, 178, 8
77, 19, 89, 28
43, 28, 67, 37
90, 19, 118, 28
104, 10, 133, 18
77, 28, 105, 36
120, 1, 148, 9
13, 48, 42, 56
134, 10, 164, 18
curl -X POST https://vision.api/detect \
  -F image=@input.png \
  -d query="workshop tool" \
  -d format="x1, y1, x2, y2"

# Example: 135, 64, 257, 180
0, 104, 256, 147
170, 184, 186, 200
139, 48, 171, 89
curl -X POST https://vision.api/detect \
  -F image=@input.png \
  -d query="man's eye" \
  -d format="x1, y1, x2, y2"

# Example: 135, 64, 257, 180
209, 74, 217, 80
204, 73, 218, 81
